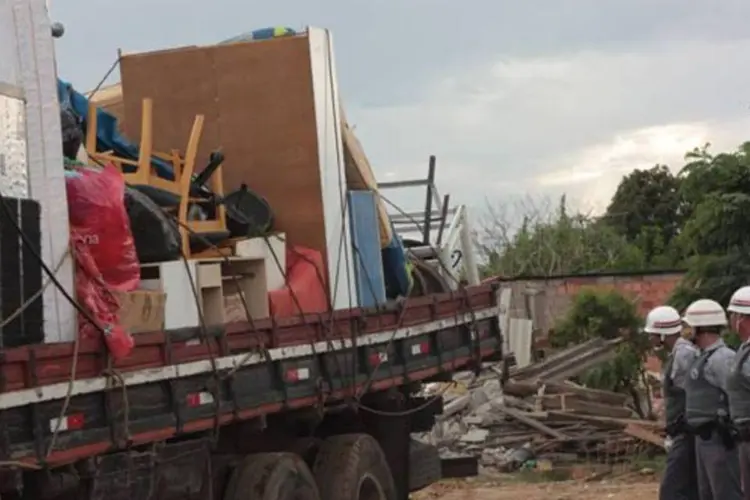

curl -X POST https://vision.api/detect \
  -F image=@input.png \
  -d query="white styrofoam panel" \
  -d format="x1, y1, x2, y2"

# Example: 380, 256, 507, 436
508, 318, 534, 368
0, 96, 29, 197
0, 0, 27, 199
497, 287, 512, 354
308, 27, 356, 310
14, 0, 76, 343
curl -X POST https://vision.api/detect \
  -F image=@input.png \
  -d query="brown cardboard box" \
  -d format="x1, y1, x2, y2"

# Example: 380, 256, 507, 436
114, 290, 166, 334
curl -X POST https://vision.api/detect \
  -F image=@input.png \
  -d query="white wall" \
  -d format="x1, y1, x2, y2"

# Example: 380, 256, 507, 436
1, 0, 75, 342
308, 27, 356, 310
0, 1, 28, 198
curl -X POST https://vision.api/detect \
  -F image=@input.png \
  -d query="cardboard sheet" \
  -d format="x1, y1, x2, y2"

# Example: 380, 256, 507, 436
114, 290, 166, 334
340, 111, 393, 247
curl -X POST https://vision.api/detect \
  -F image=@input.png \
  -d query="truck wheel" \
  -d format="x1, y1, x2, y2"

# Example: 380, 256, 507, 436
223, 452, 320, 500
313, 434, 397, 500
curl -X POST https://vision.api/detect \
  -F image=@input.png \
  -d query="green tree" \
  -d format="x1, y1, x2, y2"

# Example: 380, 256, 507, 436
478, 196, 645, 277
552, 290, 650, 416
603, 165, 684, 265
668, 141, 750, 309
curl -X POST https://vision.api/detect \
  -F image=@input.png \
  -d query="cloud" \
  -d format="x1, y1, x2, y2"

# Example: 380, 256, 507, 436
349, 37, 750, 214
52, 0, 750, 219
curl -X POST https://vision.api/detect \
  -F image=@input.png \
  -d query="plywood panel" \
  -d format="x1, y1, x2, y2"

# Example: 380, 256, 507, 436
120, 46, 221, 170
120, 37, 331, 260
211, 37, 323, 253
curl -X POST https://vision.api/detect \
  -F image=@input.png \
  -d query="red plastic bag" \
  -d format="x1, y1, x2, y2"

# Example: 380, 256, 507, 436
65, 165, 139, 292
269, 246, 328, 317
72, 233, 134, 359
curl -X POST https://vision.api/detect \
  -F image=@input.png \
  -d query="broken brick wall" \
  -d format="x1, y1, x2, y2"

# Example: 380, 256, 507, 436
500, 271, 685, 339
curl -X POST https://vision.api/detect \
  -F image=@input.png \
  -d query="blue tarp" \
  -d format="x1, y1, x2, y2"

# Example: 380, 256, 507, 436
221, 27, 297, 44
381, 223, 413, 299
57, 78, 176, 180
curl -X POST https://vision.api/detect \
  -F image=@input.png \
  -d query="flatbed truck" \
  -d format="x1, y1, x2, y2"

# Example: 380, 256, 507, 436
0, 284, 503, 500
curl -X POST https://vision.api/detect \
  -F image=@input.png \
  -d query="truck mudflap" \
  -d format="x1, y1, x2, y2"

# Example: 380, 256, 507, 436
408, 439, 442, 492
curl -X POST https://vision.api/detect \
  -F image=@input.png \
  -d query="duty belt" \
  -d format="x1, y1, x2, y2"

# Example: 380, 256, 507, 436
735, 423, 750, 442
665, 418, 690, 438
689, 420, 738, 449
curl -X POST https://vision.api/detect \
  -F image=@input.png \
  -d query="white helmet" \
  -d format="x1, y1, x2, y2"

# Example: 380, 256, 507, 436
682, 298, 727, 328
728, 286, 750, 315
644, 306, 682, 336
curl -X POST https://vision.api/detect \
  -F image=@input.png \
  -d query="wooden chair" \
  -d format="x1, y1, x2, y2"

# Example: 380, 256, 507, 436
85, 98, 229, 258
172, 115, 228, 257
86, 98, 181, 194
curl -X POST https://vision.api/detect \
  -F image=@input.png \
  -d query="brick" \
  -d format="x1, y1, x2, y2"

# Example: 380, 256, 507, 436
503, 272, 685, 338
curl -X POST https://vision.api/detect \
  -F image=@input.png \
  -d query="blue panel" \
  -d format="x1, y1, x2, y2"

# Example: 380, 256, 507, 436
348, 191, 387, 308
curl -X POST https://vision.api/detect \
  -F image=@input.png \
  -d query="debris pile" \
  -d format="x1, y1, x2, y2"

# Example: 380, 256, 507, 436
418, 338, 665, 472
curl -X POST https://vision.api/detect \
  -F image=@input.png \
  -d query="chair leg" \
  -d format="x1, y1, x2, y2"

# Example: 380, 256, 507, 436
134, 98, 153, 185
85, 101, 98, 155
177, 115, 205, 258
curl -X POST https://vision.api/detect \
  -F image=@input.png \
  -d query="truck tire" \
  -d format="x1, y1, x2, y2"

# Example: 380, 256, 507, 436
223, 452, 320, 500
313, 434, 397, 500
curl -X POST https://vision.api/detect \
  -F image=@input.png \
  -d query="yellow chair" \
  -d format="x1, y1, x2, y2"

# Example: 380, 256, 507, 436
85, 98, 229, 258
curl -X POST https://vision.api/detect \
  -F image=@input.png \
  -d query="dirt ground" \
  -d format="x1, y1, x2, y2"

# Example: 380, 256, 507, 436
414, 478, 659, 500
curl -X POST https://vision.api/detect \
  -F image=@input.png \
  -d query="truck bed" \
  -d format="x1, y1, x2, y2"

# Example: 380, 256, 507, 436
0, 284, 502, 467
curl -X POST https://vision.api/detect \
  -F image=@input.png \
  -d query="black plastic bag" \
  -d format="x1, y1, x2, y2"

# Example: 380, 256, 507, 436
123, 186, 181, 263
223, 184, 274, 237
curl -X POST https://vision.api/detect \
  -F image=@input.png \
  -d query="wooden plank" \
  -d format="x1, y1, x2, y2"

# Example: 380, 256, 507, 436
624, 424, 666, 449
536, 342, 622, 382
339, 108, 392, 246
547, 410, 663, 430
539, 394, 634, 419
496, 406, 570, 441
503, 379, 628, 406
511, 338, 604, 380
559, 380, 629, 404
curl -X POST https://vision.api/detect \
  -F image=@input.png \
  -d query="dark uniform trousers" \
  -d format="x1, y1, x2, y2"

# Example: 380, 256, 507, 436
660, 434, 698, 500
739, 441, 750, 500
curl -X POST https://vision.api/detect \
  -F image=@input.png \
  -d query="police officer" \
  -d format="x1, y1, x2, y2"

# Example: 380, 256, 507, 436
645, 305, 699, 500
727, 286, 750, 499
683, 298, 743, 500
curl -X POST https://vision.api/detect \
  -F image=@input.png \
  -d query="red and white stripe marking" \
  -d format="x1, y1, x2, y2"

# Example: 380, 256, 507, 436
49, 413, 85, 433
410, 342, 430, 356
186, 391, 214, 407
286, 367, 311, 382
369, 352, 389, 366
0, 306, 500, 411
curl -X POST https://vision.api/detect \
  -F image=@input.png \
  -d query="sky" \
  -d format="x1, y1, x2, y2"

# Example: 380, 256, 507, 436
52, 0, 750, 219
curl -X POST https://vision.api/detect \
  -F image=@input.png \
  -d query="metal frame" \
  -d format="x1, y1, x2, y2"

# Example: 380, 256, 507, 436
378, 155, 480, 287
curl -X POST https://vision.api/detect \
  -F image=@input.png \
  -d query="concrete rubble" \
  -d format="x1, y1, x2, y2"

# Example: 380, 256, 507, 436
414, 339, 666, 474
